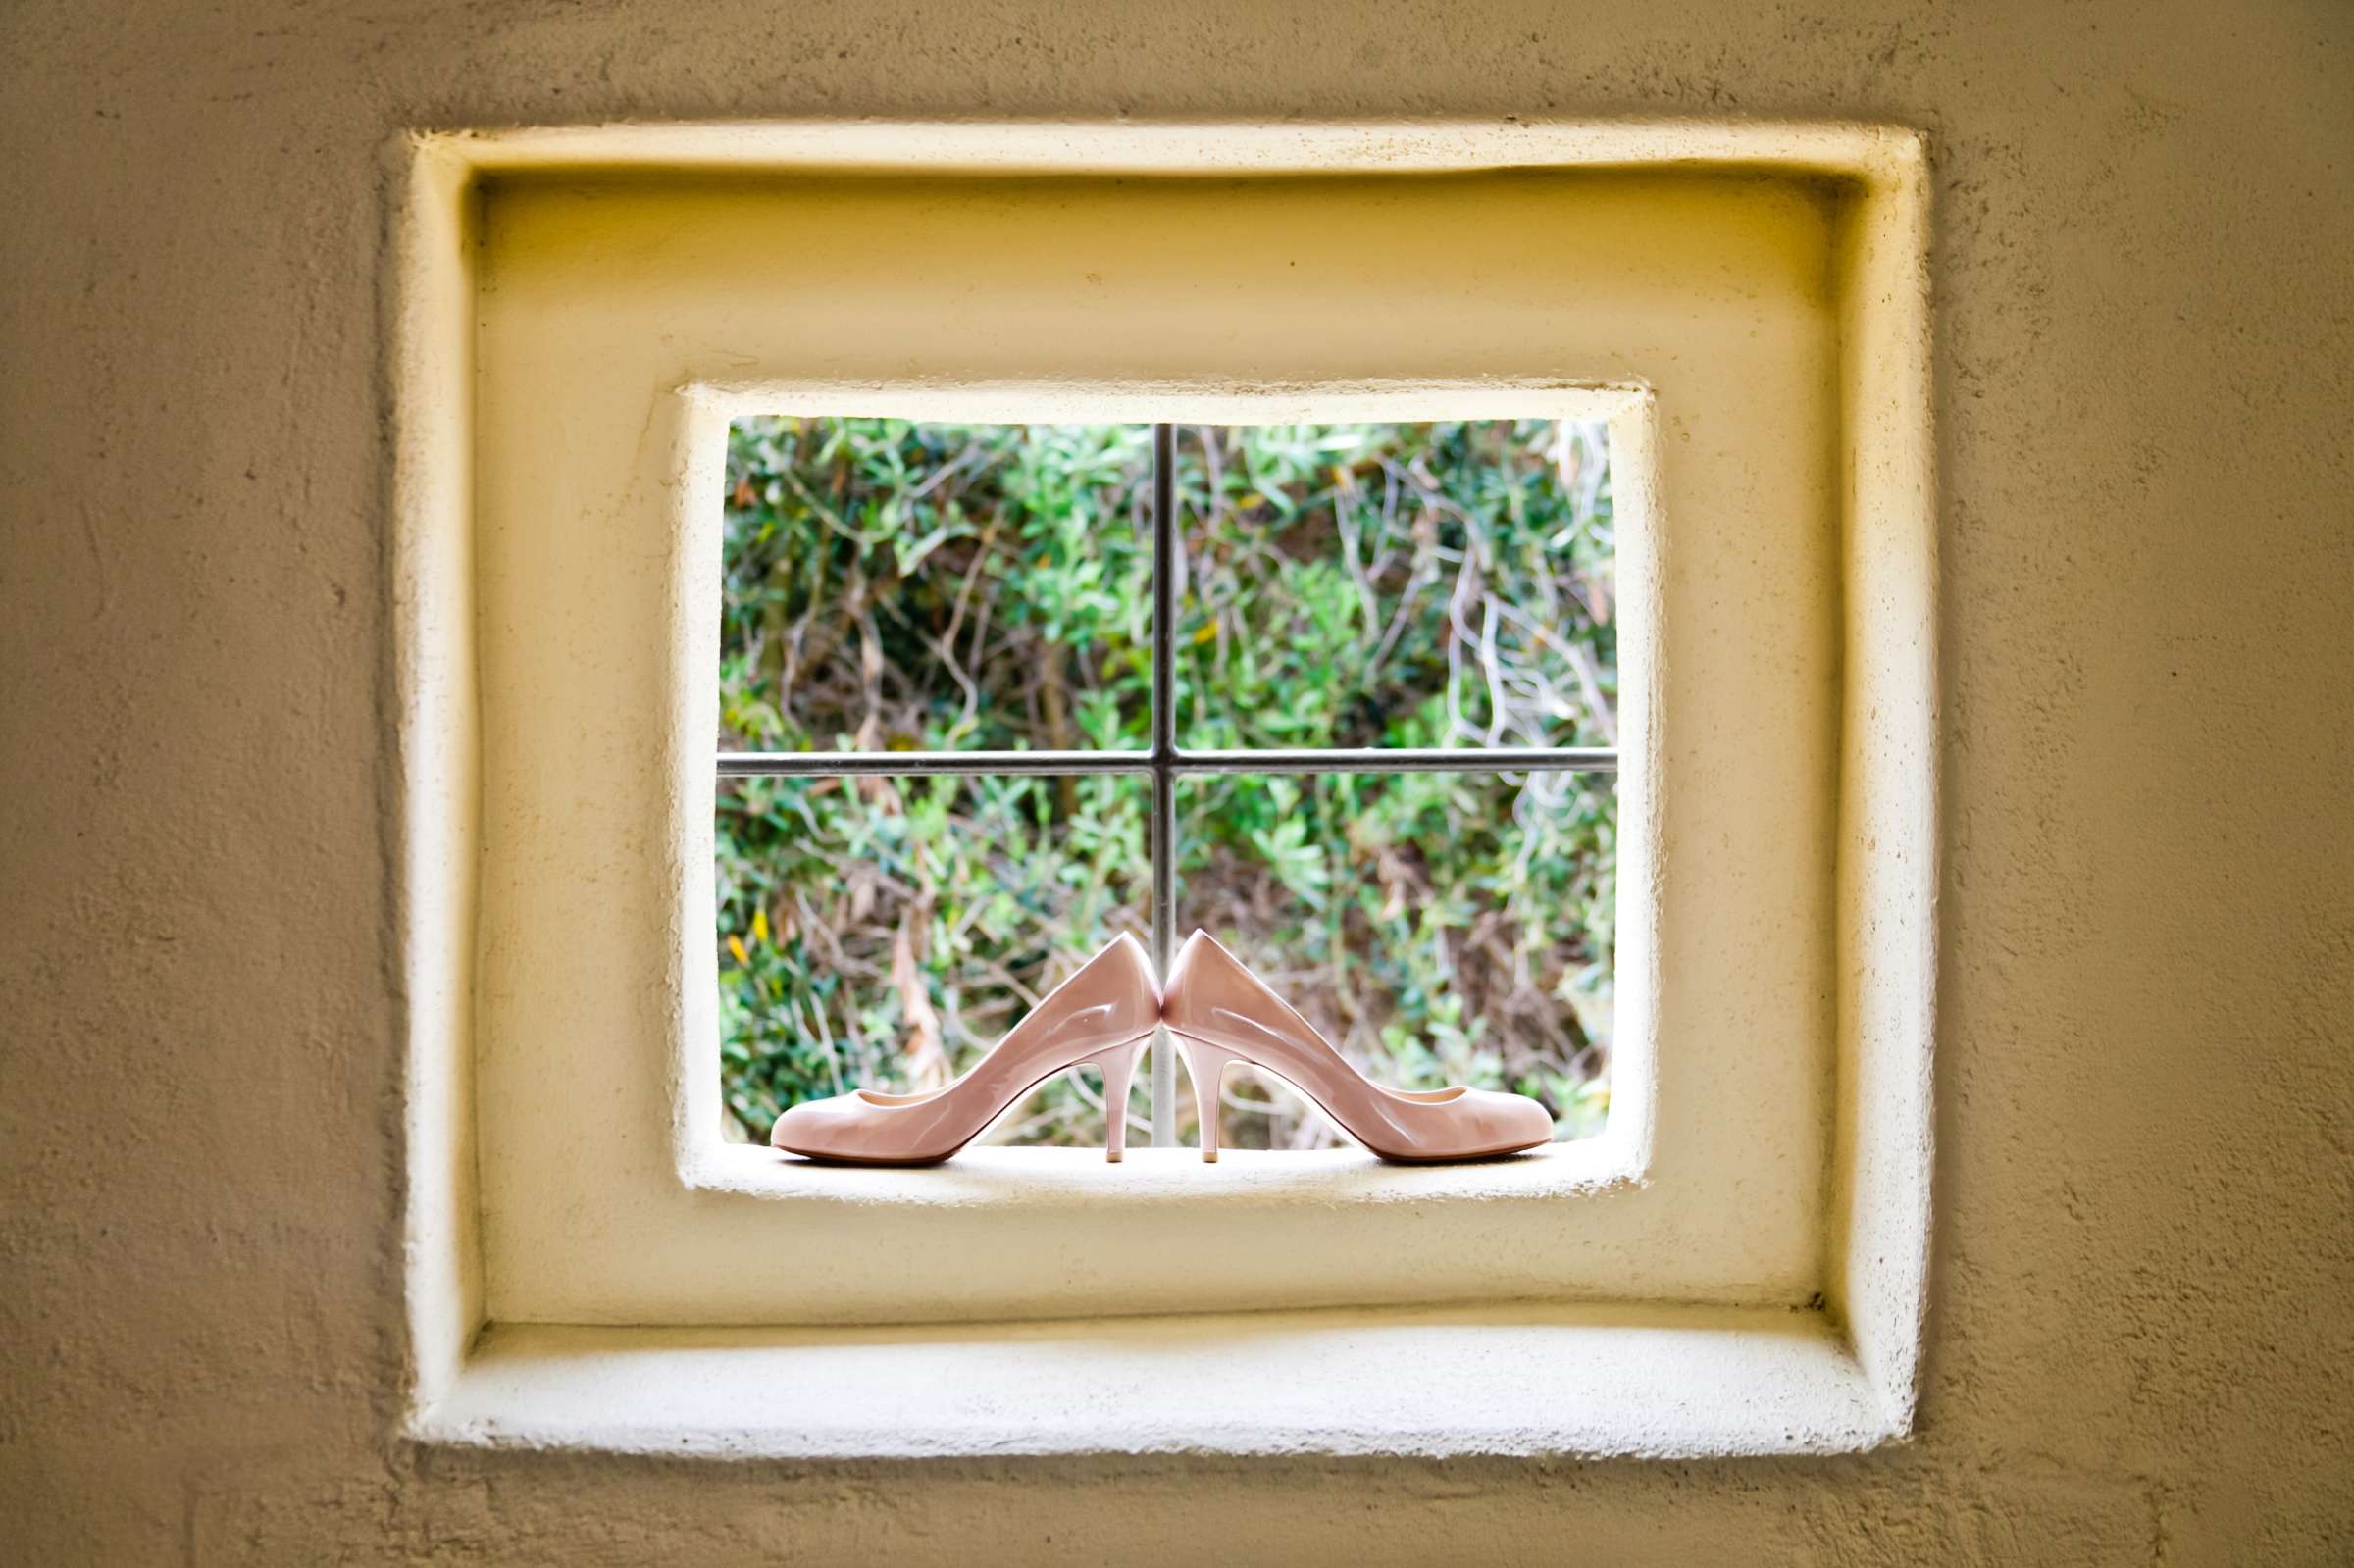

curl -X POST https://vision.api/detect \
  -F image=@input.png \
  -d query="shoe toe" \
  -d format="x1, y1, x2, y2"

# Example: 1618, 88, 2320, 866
1466, 1089, 1556, 1153
769, 1095, 866, 1158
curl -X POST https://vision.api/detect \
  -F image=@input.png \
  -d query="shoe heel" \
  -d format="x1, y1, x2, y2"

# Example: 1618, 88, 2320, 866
1173, 1034, 1239, 1162
1091, 1035, 1149, 1163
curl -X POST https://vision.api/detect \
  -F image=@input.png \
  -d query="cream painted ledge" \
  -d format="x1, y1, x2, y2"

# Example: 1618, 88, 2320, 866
685, 1135, 1641, 1211
411, 1302, 1897, 1462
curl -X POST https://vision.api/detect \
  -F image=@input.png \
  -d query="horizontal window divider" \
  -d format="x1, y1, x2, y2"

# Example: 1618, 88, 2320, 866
718, 749, 1145, 777
1171, 746, 1618, 776
715, 746, 1618, 778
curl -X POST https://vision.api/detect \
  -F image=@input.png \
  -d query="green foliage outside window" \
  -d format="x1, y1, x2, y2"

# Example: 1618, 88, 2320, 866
717, 418, 1617, 1150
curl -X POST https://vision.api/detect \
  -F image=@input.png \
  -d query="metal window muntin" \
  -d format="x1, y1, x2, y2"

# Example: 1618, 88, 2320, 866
716, 422, 1619, 1147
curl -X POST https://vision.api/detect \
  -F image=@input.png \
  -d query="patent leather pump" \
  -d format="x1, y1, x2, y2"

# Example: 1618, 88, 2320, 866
1160, 929, 1555, 1163
769, 933, 1159, 1165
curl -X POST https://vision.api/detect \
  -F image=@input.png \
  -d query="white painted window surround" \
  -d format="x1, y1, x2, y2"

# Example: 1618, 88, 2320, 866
395, 122, 1935, 1460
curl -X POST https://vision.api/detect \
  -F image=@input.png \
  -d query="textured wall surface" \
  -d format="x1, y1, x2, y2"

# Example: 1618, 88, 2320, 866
2, 1, 2348, 1562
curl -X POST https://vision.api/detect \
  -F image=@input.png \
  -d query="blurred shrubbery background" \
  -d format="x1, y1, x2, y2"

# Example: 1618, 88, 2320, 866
716, 418, 1617, 1150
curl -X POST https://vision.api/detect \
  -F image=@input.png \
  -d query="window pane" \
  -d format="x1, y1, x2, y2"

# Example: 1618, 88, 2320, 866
717, 771, 1151, 1146
1171, 421, 1615, 752
1174, 769, 1615, 1150
721, 419, 1152, 754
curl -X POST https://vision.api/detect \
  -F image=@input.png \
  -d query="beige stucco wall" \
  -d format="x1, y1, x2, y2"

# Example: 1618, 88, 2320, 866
2, 1, 2347, 1562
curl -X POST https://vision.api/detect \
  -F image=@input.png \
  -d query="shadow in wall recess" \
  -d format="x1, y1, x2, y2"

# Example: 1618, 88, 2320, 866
768, 930, 1556, 1167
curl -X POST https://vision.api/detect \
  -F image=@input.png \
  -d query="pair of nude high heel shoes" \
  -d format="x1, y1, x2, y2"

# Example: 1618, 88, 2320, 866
769, 930, 1555, 1165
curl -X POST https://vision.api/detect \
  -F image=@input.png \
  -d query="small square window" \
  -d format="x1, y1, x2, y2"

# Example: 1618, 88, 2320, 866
715, 419, 1616, 1153
1173, 422, 1618, 753
1174, 767, 1617, 1149
719, 419, 1155, 754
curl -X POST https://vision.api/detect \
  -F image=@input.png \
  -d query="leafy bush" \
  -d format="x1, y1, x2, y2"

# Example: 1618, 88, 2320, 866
717, 418, 1616, 1149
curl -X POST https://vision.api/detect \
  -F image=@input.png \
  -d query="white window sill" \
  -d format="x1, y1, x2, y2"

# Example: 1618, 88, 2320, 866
682, 1135, 1643, 1212
410, 1303, 1899, 1462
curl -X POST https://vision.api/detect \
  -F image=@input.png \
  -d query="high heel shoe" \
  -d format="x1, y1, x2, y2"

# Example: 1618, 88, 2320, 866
1161, 929, 1555, 1163
769, 932, 1159, 1165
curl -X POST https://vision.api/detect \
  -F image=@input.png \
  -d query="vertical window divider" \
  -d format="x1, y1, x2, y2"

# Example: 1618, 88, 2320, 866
1149, 422, 1180, 1146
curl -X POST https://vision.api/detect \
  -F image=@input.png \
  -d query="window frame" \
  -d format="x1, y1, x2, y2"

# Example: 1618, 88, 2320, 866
468, 170, 1817, 1328
397, 121, 1936, 1460
716, 418, 1622, 1149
